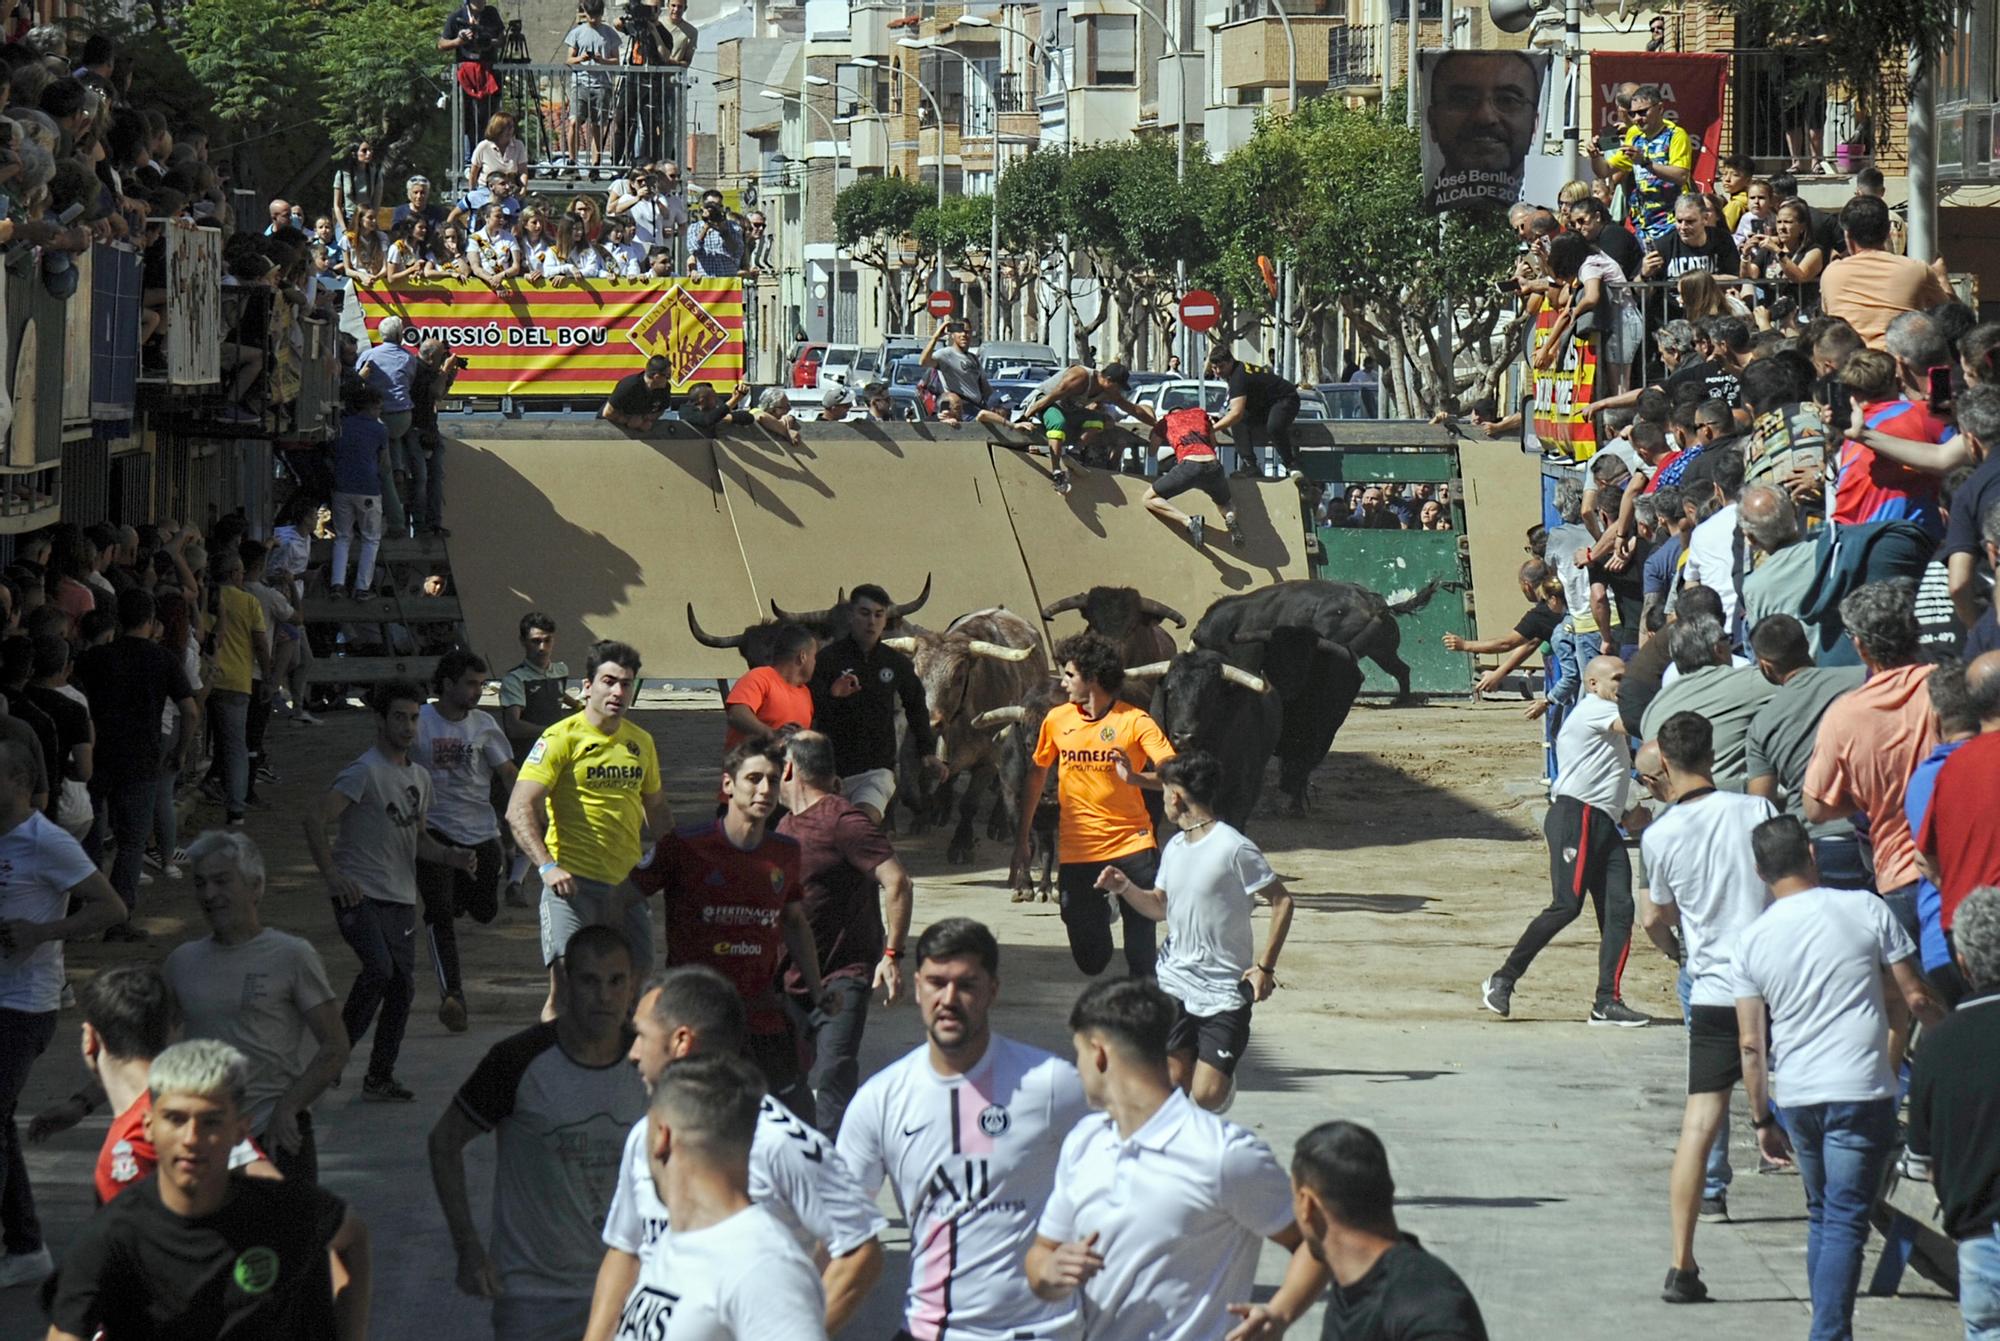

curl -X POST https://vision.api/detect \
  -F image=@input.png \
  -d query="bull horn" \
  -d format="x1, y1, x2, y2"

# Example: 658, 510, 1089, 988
686, 604, 746, 649
1220, 665, 1270, 693
1040, 592, 1088, 619
881, 636, 920, 652
973, 706, 1027, 729
966, 639, 1033, 662
1231, 628, 1274, 645
1138, 597, 1187, 627
892, 574, 932, 619
769, 598, 843, 627
934, 733, 950, 761
1124, 661, 1172, 678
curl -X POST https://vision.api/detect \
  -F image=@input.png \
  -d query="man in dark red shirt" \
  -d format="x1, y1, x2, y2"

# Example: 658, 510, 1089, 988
776, 731, 913, 1134
629, 738, 839, 1120
1917, 651, 2000, 939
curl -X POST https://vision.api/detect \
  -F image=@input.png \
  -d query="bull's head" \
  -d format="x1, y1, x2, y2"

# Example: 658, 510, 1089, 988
770, 574, 933, 639
1128, 650, 1267, 752
1042, 587, 1186, 637
889, 630, 1035, 778
687, 603, 782, 669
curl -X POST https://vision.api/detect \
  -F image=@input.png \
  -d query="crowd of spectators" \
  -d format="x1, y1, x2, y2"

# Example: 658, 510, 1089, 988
1317, 482, 1455, 532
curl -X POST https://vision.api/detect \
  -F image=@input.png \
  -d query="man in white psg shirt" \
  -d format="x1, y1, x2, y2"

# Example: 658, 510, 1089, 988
610, 1051, 829, 1340
582, 966, 886, 1341
1026, 977, 1327, 1341
837, 917, 1091, 1341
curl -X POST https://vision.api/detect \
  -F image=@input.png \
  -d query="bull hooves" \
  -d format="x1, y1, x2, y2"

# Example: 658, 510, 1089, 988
1011, 888, 1035, 903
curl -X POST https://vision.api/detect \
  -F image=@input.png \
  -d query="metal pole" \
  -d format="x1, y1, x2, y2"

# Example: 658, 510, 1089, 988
1562, 0, 1583, 184
1379, 1, 1390, 109
1267, 0, 1298, 379
1406, 0, 1418, 128
1907, 47, 1938, 263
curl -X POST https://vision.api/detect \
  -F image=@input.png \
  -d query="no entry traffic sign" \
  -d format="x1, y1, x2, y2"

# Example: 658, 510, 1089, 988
928, 290, 955, 317
1178, 289, 1220, 332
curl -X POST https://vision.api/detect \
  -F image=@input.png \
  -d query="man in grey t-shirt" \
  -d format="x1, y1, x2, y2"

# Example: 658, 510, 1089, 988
564, 0, 620, 176
304, 680, 474, 1104
919, 319, 1005, 430
1743, 613, 1866, 882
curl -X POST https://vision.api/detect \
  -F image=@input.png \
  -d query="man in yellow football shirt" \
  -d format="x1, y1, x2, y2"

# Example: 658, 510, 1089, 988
1590, 83, 1693, 242
1011, 633, 1175, 977
507, 640, 673, 1018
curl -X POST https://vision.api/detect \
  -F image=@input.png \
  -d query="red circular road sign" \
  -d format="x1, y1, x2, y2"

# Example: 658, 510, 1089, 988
1178, 289, 1221, 332
928, 290, 955, 317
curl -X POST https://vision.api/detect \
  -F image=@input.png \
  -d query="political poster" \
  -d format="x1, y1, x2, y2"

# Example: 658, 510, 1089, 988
1528, 305, 1597, 458
1421, 49, 1553, 213
1592, 53, 1730, 192
355, 279, 745, 398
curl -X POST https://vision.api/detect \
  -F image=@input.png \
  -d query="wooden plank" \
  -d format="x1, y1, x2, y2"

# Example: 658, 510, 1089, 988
301, 655, 441, 685
297, 596, 463, 624
1460, 442, 1548, 643
307, 535, 450, 565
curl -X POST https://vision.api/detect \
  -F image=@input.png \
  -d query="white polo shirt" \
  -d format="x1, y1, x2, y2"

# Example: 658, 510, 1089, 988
1680, 503, 1742, 631
1641, 789, 1776, 1006
1036, 1090, 1294, 1341
613, 1202, 827, 1341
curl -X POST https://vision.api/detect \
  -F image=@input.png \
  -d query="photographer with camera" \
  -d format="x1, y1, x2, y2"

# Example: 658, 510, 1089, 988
606, 165, 681, 251
439, 0, 506, 164
686, 187, 745, 279
565, 0, 621, 182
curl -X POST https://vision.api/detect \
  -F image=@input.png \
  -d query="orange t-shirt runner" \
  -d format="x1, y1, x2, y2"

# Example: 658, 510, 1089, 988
1033, 701, 1176, 864
724, 666, 813, 752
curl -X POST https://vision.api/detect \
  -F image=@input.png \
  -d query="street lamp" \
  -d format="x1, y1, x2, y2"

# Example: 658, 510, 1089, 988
762, 85, 849, 345
898, 35, 1009, 342
852, 55, 949, 290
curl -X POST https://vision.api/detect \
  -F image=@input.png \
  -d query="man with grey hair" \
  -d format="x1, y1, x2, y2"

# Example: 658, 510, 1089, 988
164, 829, 349, 1183
1738, 484, 1813, 632
1641, 615, 1775, 790
355, 317, 423, 536
44, 1038, 373, 1341
1805, 581, 1937, 941
1906, 883, 2000, 1338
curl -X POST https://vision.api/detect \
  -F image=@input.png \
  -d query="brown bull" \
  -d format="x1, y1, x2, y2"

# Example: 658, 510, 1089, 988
1041, 586, 1184, 669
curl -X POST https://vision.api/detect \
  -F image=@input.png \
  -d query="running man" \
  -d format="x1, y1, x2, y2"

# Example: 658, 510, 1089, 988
627, 740, 840, 1119
1207, 347, 1304, 480
808, 584, 936, 824
1012, 633, 1175, 978
1142, 402, 1240, 549
1482, 655, 1652, 1026
44, 1040, 373, 1341
305, 680, 475, 1104
837, 917, 1090, 1341
1027, 978, 1329, 1339
1097, 750, 1294, 1111
583, 965, 887, 1340
508, 640, 670, 1020
498, 611, 578, 908
609, 1054, 830, 1341
429, 925, 647, 1341
1015, 361, 1155, 495
413, 649, 516, 1034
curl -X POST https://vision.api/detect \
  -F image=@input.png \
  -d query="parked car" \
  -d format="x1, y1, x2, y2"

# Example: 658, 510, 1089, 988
990, 363, 1061, 414
879, 333, 925, 373
1313, 382, 1380, 418
816, 344, 860, 389
886, 355, 932, 421
978, 340, 1062, 379
789, 342, 828, 389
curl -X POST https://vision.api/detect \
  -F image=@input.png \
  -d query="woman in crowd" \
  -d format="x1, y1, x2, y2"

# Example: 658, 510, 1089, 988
1741, 196, 1826, 313
568, 193, 605, 245
148, 588, 199, 880
1677, 271, 1749, 323
470, 201, 522, 284
467, 111, 529, 190
1533, 231, 1636, 396
538, 215, 584, 283
430, 222, 473, 281
1419, 499, 1451, 531
514, 207, 552, 279
383, 216, 432, 284
345, 206, 388, 285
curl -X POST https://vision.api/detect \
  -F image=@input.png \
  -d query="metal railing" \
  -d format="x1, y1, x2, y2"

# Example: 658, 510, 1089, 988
1327, 25, 1380, 89
447, 61, 687, 195
1722, 49, 1903, 175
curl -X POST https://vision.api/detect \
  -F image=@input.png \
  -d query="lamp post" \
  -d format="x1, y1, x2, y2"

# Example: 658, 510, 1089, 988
1260, 0, 1297, 379
852, 55, 949, 291
899, 35, 1011, 342
762, 83, 849, 345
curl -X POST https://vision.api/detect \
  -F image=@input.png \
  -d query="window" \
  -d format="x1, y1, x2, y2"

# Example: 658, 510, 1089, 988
964, 58, 1000, 134
1090, 14, 1136, 85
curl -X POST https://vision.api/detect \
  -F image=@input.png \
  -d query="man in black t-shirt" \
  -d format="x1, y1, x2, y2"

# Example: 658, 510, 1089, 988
1208, 348, 1304, 479
439, 0, 505, 160
600, 356, 675, 430
23, 634, 90, 834
807, 583, 934, 824
1274, 1119, 1488, 1340
1641, 196, 1740, 320
46, 1039, 370, 1341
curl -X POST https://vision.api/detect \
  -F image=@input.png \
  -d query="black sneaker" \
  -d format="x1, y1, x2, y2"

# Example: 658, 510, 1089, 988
1661, 1266, 1709, 1304
1224, 511, 1244, 548
1050, 468, 1071, 496
361, 1074, 415, 1103
1187, 515, 1206, 547
1589, 999, 1650, 1028
1479, 975, 1512, 1018
255, 762, 279, 784
1698, 1193, 1728, 1223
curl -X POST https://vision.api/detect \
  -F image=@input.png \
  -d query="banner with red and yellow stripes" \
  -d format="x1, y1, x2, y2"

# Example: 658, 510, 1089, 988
355, 280, 744, 398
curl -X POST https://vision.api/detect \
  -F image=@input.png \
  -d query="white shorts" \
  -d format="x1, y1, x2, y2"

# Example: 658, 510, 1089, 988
841, 768, 896, 816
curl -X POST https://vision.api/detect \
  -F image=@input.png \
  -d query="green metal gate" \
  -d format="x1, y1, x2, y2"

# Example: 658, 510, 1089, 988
1298, 441, 1472, 696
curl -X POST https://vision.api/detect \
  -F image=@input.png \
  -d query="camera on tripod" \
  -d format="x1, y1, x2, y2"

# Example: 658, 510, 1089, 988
616, 0, 665, 63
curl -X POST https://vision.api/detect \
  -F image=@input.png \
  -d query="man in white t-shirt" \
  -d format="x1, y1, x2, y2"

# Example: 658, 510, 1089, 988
1026, 977, 1327, 1340
1636, 709, 1777, 1304
837, 917, 1090, 1341
583, 966, 886, 1341
611, 1052, 828, 1341
1484, 655, 1652, 1026
1097, 750, 1294, 1110
413, 650, 517, 1034
1734, 815, 1943, 1340
0, 738, 125, 1288
1677, 446, 1746, 643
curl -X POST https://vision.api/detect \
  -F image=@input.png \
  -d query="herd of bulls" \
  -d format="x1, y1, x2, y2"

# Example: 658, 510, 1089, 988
687, 576, 1441, 899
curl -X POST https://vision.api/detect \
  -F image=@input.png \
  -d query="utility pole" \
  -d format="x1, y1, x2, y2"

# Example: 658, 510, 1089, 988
1907, 48, 1937, 263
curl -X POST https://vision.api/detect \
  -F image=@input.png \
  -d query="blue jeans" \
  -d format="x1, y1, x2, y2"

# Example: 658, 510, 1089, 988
103, 771, 158, 917
210, 690, 250, 818
1677, 966, 1732, 1198
1811, 834, 1874, 891
1544, 618, 1590, 780
335, 897, 416, 1082
1962, 1222, 2000, 1340
1786, 1098, 1898, 1341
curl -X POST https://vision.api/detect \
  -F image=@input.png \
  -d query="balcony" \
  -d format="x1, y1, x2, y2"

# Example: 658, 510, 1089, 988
1326, 24, 1381, 90
1216, 13, 1344, 91
1719, 48, 1904, 175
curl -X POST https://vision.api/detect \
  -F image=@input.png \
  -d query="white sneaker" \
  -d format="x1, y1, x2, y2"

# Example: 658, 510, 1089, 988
0, 1246, 53, 1289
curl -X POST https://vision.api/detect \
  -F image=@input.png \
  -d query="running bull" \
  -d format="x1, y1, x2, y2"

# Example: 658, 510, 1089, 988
1123, 650, 1279, 829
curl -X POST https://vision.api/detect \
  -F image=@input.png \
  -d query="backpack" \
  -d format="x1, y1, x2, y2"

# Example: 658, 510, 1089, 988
1161, 405, 1216, 459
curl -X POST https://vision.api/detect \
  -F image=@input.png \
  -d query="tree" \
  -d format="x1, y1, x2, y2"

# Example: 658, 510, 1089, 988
1061, 139, 1210, 365
1705, 0, 1954, 133
835, 174, 936, 333
996, 149, 1070, 341
1206, 98, 1514, 416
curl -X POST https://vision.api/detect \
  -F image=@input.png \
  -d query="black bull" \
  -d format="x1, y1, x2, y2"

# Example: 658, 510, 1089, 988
1124, 650, 1280, 829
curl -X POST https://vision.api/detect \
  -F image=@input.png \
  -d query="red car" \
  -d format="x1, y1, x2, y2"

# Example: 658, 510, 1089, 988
789, 342, 829, 388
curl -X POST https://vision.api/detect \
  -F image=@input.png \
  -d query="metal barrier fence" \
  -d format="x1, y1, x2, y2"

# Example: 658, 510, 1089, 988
1724, 49, 1901, 175
447, 61, 687, 196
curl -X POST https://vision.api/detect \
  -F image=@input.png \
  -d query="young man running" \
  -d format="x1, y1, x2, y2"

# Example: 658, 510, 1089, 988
509, 641, 670, 1019
1482, 654, 1652, 1025
611, 1053, 830, 1340
1097, 750, 1294, 1110
413, 649, 516, 1032
45, 1040, 372, 1341
628, 740, 839, 1119
1027, 977, 1328, 1339
584, 965, 887, 1341
837, 917, 1091, 1341
305, 680, 476, 1104
808, 584, 935, 824
1013, 633, 1175, 978
1637, 711, 1777, 1302
498, 611, 577, 907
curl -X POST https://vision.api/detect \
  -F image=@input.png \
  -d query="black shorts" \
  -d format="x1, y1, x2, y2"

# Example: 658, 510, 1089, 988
1686, 1004, 1742, 1094
1153, 456, 1232, 508
1167, 988, 1253, 1076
